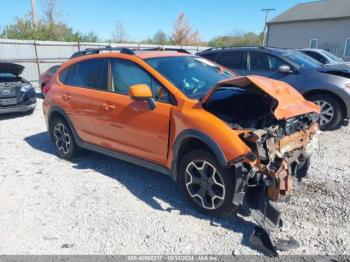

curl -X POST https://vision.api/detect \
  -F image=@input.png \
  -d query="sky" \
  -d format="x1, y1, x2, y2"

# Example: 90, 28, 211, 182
0, 0, 309, 41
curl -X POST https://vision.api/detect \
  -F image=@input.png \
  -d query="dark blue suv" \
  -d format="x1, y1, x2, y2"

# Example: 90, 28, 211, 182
197, 47, 350, 130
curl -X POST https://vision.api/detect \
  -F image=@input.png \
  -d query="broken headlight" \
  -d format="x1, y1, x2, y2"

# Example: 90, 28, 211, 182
20, 83, 34, 92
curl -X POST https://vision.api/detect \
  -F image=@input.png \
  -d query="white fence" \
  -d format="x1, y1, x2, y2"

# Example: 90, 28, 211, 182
0, 38, 210, 86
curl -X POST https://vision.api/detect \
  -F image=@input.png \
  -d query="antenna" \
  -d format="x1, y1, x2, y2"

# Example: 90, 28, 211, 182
261, 8, 276, 46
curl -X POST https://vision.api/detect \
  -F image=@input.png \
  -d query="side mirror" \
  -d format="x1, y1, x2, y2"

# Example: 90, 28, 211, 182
278, 64, 292, 73
129, 84, 156, 110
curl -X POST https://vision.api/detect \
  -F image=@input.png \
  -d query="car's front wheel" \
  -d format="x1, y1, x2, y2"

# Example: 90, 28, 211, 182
178, 150, 237, 217
49, 117, 78, 159
307, 93, 343, 131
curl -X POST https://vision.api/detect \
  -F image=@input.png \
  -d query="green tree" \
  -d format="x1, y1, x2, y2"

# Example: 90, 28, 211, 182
0, 0, 99, 42
152, 30, 168, 45
208, 32, 263, 47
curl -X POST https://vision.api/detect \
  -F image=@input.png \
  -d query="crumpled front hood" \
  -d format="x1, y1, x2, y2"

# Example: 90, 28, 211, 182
0, 62, 24, 76
201, 75, 320, 120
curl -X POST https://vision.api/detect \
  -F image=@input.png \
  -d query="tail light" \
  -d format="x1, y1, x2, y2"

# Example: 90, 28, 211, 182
43, 84, 51, 95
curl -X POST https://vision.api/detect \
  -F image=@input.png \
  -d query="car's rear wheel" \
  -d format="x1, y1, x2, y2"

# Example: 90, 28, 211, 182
307, 94, 342, 131
49, 117, 77, 159
178, 150, 237, 217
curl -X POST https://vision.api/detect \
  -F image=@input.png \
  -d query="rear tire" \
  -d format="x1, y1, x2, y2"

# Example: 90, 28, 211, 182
178, 150, 237, 217
307, 93, 342, 131
49, 117, 78, 159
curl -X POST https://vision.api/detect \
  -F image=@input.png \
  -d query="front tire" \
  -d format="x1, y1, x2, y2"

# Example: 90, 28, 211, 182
49, 117, 77, 159
178, 150, 237, 217
307, 93, 342, 131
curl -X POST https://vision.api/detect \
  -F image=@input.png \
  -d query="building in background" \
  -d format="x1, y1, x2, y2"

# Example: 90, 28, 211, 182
267, 0, 350, 60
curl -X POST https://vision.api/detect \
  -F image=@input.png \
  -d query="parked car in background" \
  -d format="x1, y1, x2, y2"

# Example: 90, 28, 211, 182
0, 62, 36, 115
197, 46, 350, 130
297, 48, 350, 76
297, 48, 349, 66
43, 47, 320, 255
39, 65, 60, 96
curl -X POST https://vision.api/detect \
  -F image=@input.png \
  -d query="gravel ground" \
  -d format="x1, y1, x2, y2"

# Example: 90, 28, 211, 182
0, 97, 349, 255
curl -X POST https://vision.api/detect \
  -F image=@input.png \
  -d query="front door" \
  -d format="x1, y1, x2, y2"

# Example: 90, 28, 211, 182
99, 58, 172, 164
247, 51, 297, 86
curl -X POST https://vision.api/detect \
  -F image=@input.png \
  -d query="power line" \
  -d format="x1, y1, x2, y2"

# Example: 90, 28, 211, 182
261, 8, 276, 46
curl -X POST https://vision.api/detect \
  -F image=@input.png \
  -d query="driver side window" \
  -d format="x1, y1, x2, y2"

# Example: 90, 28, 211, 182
110, 59, 170, 103
249, 52, 285, 71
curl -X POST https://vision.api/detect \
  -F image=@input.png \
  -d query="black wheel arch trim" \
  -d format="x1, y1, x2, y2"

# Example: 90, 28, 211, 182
171, 129, 227, 180
48, 105, 81, 143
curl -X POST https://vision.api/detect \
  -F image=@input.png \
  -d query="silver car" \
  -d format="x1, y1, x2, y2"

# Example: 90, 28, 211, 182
297, 48, 350, 66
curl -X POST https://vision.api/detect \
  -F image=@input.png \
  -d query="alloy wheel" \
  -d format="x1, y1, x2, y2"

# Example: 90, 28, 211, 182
314, 100, 334, 126
185, 160, 225, 210
53, 122, 71, 155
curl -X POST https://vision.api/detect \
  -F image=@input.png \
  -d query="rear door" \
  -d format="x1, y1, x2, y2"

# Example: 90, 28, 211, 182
58, 58, 110, 145
217, 50, 248, 75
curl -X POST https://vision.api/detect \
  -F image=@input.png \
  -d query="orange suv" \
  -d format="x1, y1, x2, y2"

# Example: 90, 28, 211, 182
43, 47, 319, 251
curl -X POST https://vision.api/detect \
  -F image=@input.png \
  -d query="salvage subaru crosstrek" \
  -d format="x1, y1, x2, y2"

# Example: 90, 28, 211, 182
43, 47, 320, 255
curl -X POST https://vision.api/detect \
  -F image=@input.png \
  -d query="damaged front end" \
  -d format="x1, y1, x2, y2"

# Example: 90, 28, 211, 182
202, 76, 320, 256
236, 114, 318, 227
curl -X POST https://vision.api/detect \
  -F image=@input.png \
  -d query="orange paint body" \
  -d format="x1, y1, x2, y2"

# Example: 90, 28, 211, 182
43, 51, 319, 172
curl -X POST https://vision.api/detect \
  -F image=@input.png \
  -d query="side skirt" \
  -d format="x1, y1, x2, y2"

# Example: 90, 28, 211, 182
77, 140, 172, 177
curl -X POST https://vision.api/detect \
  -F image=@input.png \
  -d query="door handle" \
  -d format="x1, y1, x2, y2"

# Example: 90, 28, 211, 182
62, 94, 72, 101
102, 103, 116, 111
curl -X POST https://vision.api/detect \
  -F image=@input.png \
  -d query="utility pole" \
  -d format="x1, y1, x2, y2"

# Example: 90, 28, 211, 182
31, 0, 38, 29
262, 8, 276, 46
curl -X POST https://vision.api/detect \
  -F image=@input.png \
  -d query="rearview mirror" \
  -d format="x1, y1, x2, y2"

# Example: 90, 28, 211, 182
278, 65, 292, 73
129, 84, 156, 110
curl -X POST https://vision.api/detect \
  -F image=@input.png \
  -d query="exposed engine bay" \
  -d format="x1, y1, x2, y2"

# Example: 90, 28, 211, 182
203, 78, 320, 256
204, 84, 277, 129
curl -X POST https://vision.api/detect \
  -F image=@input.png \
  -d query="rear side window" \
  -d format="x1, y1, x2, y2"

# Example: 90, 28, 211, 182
59, 59, 108, 90
304, 51, 326, 63
200, 52, 220, 62
48, 65, 59, 76
217, 51, 246, 69
249, 52, 284, 71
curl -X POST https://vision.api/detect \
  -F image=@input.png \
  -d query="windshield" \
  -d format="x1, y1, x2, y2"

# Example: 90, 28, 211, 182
146, 56, 235, 99
283, 51, 322, 69
320, 50, 343, 62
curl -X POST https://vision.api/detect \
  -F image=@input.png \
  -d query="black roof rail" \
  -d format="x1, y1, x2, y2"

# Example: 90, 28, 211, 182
199, 45, 267, 53
131, 47, 191, 54
70, 45, 191, 59
70, 46, 136, 59
159, 47, 191, 54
